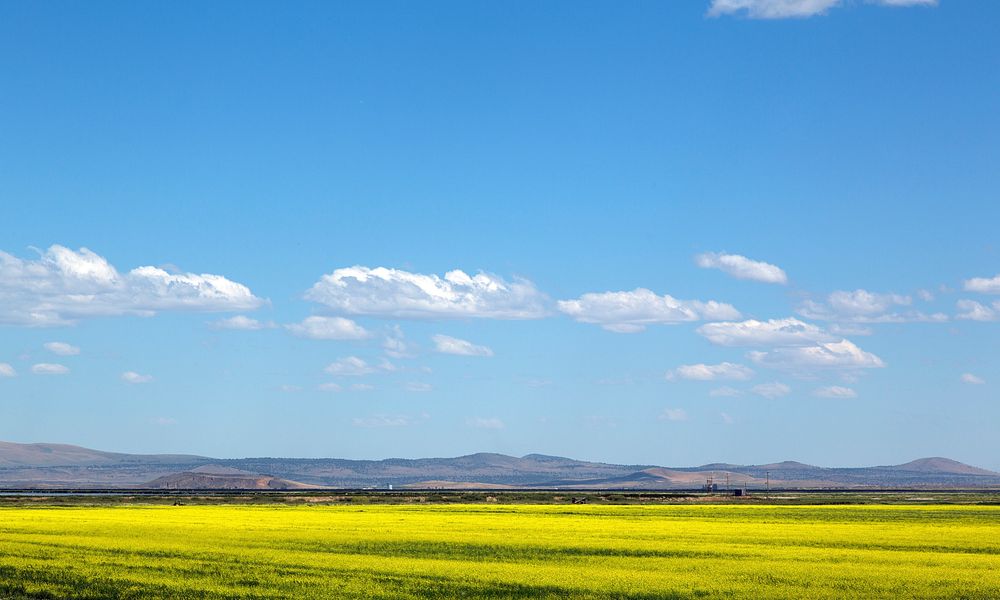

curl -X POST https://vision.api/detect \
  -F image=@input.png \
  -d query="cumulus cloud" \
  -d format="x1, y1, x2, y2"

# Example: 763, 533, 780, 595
209, 315, 275, 330
404, 381, 433, 392
667, 362, 754, 381
694, 252, 787, 284
749, 339, 885, 370
961, 373, 985, 385
956, 299, 1000, 322
0, 363, 15, 377
798, 289, 946, 324
752, 382, 791, 398
44, 342, 80, 356
720, 412, 735, 425
558, 288, 740, 333
32, 363, 69, 375
466, 417, 505, 430
286, 316, 371, 340
432, 334, 494, 357
707, 0, 935, 19
965, 274, 1000, 294
351, 383, 375, 392
324, 356, 376, 377
658, 408, 689, 422
813, 385, 857, 398
0, 245, 264, 326
317, 382, 343, 392
121, 371, 153, 384
697, 318, 836, 347
304, 266, 547, 320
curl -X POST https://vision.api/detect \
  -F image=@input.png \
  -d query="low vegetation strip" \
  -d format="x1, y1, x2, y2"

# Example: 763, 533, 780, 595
0, 504, 998, 599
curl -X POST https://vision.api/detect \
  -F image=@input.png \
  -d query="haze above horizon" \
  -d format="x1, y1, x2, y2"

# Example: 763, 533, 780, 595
1, 1, 997, 469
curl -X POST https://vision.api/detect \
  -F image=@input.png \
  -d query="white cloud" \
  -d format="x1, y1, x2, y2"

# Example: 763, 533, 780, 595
707, 0, 935, 19
466, 417, 505, 430
697, 317, 835, 347
324, 356, 377, 377
956, 299, 1000, 322
121, 371, 153, 384
667, 362, 754, 381
353, 413, 428, 428
658, 408, 688, 422
965, 274, 1000, 294
720, 412, 735, 425
153, 417, 177, 426
709, 386, 742, 397
798, 289, 946, 323
210, 315, 275, 330
961, 373, 985, 385
0, 245, 264, 326
317, 382, 343, 392
752, 382, 791, 398
44, 342, 80, 356
431, 334, 494, 357
278, 384, 302, 393
304, 266, 547, 320
0, 363, 15, 377
749, 339, 885, 370
916, 289, 935, 302
286, 316, 371, 340
404, 381, 433, 392
813, 385, 857, 398
351, 383, 375, 392
694, 252, 787, 284
558, 288, 740, 333
383, 325, 415, 358
32, 363, 69, 375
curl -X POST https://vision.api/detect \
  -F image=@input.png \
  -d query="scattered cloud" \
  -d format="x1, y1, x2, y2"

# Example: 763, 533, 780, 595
697, 318, 836, 347
305, 266, 547, 320
317, 382, 342, 392
961, 373, 986, 385
749, 339, 885, 370
0, 245, 264, 326
964, 274, 1000, 294
286, 316, 371, 340
121, 371, 153, 384
813, 385, 857, 398
210, 315, 275, 330
0, 363, 15, 377
667, 362, 754, 381
351, 383, 375, 392
383, 325, 415, 358
798, 289, 946, 324
324, 356, 376, 377
31, 363, 69, 375
404, 381, 433, 392
916, 289, 935, 302
558, 288, 740, 333
720, 412, 735, 425
709, 386, 742, 397
44, 342, 80, 356
956, 299, 1000, 322
353, 413, 428, 428
278, 384, 302, 393
432, 334, 494, 357
466, 417, 505, 430
707, 0, 936, 19
658, 408, 689, 422
694, 252, 787, 284
752, 382, 791, 398
152, 417, 177, 426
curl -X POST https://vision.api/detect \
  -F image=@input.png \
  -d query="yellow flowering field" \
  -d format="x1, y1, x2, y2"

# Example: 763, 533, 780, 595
0, 503, 998, 598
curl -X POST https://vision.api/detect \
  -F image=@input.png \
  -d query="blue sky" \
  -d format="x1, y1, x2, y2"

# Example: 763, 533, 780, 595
1, 0, 997, 468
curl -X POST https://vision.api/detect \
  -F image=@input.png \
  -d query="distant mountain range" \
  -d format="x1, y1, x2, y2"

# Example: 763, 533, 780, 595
2, 441, 999, 490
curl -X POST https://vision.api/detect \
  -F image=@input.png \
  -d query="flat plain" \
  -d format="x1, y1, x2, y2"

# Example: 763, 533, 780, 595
1, 500, 999, 599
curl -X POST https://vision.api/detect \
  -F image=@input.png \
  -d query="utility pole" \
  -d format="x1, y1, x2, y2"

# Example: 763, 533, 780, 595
766, 470, 770, 499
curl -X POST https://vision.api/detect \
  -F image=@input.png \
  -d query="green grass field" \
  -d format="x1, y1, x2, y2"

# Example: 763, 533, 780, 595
1, 503, 998, 599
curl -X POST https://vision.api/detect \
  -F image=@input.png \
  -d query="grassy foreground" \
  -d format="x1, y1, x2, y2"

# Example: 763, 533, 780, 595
1, 504, 998, 599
